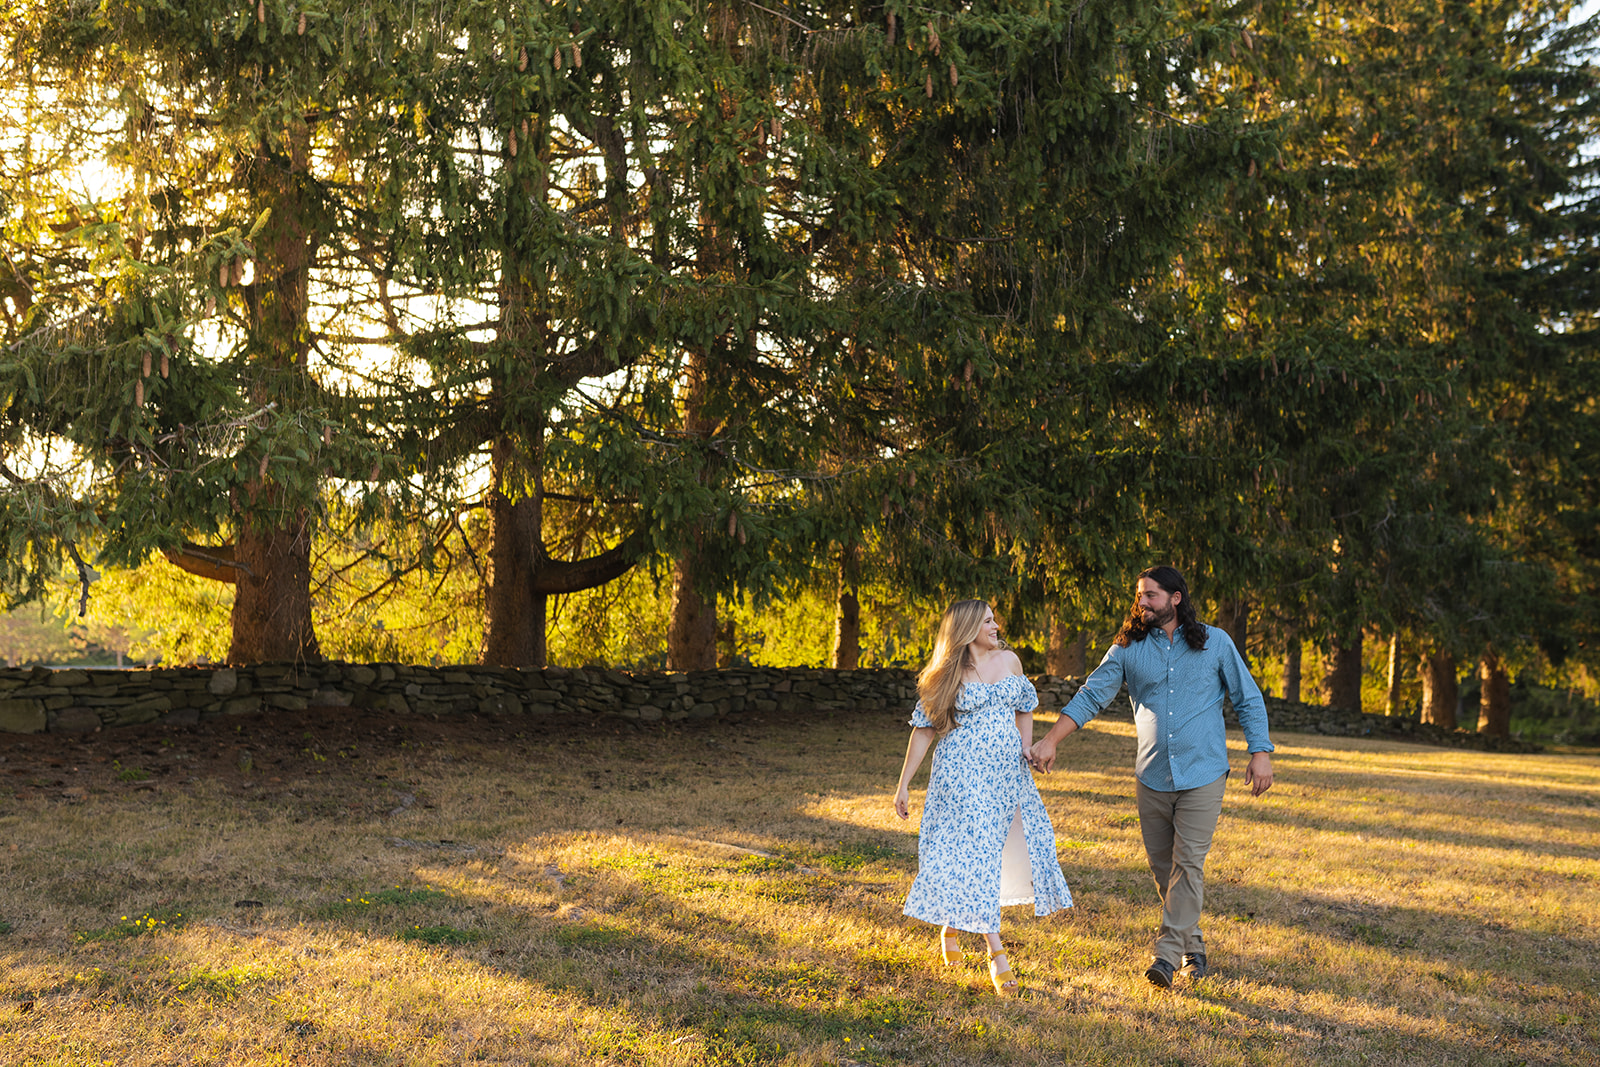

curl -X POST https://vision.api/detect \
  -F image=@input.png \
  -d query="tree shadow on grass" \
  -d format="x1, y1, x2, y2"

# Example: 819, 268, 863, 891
1214, 756, 1600, 864
1182, 884, 1598, 1067
320, 835, 1240, 1066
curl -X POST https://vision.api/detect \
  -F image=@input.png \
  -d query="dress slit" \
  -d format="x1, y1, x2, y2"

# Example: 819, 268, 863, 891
997, 804, 1035, 907
900, 674, 1072, 931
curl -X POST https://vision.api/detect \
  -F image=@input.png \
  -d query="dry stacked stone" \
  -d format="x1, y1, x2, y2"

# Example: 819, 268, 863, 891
0, 665, 1535, 751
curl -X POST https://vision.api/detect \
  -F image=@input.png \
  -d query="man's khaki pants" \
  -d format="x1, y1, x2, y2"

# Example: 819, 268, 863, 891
1135, 773, 1227, 966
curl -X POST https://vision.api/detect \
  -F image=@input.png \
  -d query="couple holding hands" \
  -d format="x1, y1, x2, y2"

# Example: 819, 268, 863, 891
892, 566, 1275, 994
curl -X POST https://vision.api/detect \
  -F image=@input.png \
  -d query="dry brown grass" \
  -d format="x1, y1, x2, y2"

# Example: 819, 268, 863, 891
0, 706, 1595, 1066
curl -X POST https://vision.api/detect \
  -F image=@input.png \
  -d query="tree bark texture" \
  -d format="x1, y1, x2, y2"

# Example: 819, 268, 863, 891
1385, 632, 1403, 715
1321, 631, 1363, 713
1215, 597, 1250, 664
1046, 615, 1087, 677
482, 484, 549, 669
1283, 637, 1302, 703
832, 587, 861, 669
1477, 646, 1511, 737
228, 132, 322, 663
228, 496, 319, 663
480, 436, 646, 669
1419, 651, 1458, 729
667, 542, 717, 670
667, 333, 720, 670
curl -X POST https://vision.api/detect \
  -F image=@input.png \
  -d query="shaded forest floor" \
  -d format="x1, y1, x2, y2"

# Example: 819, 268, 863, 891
0, 705, 1595, 1065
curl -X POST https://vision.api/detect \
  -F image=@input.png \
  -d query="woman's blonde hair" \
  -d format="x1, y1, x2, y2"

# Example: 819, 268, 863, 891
916, 599, 994, 736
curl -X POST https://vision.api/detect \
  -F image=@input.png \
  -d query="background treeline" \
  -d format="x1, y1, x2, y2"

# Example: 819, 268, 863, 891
1, 0, 1597, 743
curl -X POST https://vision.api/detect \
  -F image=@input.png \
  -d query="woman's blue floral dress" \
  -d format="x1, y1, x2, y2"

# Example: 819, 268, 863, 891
903, 675, 1073, 932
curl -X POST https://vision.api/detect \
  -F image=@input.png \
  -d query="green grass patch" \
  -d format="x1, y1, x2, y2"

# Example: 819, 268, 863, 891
749, 961, 846, 1002
807, 840, 903, 871
553, 921, 641, 951
396, 923, 483, 945
175, 964, 277, 998
320, 886, 452, 916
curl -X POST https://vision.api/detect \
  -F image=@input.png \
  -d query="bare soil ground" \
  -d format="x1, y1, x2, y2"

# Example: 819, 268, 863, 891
0, 704, 586, 810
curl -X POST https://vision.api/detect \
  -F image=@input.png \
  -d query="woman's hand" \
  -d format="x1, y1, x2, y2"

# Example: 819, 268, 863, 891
894, 784, 911, 820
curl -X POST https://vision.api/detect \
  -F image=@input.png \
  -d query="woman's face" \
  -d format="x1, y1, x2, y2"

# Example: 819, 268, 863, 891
970, 608, 1001, 651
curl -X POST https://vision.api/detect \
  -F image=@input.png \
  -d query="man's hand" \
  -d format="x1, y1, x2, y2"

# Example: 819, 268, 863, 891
1244, 751, 1274, 797
1027, 737, 1059, 774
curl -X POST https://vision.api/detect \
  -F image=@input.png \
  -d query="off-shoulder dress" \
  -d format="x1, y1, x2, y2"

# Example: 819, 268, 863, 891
903, 674, 1073, 932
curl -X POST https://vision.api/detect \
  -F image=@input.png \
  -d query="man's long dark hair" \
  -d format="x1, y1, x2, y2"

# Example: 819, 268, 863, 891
1113, 565, 1208, 650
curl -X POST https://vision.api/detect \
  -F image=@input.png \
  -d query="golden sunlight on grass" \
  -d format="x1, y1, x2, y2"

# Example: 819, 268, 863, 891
0, 707, 1595, 1065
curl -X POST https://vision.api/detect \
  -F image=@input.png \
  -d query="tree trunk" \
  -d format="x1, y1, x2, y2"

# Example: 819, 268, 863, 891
482, 477, 548, 669
228, 497, 319, 663
480, 431, 648, 668
668, 542, 717, 669
1321, 631, 1363, 713
1215, 597, 1249, 662
668, 330, 719, 669
1385, 632, 1403, 716
1283, 635, 1302, 703
230, 130, 320, 664
1477, 646, 1511, 738
832, 587, 861, 669
717, 618, 738, 668
831, 545, 861, 669
1419, 650, 1457, 729
1046, 614, 1086, 677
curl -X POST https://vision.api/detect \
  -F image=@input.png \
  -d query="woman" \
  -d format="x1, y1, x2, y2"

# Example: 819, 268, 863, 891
893, 599, 1072, 995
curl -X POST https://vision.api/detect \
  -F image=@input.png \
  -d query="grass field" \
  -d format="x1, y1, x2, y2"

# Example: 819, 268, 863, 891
0, 705, 1595, 1066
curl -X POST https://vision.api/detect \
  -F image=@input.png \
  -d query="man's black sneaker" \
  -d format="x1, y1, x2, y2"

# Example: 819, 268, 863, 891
1181, 952, 1209, 978
1144, 958, 1175, 989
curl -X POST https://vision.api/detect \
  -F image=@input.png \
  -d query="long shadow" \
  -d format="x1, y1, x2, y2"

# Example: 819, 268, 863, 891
10, 703, 1594, 1065
1211, 759, 1600, 863
302, 833, 1071, 1063
1184, 882, 1597, 1066
319, 816, 1594, 1066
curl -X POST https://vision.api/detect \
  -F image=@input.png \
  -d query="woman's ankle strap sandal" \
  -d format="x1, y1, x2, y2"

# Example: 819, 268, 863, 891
940, 931, 963, 965
987, 949, 1018, 995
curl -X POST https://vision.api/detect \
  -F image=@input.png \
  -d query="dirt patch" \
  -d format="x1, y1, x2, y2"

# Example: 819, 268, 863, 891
0, 706, 652, 809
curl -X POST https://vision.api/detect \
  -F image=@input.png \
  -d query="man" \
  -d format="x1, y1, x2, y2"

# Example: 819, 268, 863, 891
1028, 565, 1273, 989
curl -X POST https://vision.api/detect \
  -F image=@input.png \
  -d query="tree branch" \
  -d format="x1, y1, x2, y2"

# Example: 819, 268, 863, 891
161, 542, 255, 583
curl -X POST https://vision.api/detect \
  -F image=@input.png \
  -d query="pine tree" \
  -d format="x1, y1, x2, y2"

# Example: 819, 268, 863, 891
5, 1, 460, 661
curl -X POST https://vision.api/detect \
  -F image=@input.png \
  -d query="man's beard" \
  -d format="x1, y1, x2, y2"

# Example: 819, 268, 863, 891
1140, 604, 1176, 629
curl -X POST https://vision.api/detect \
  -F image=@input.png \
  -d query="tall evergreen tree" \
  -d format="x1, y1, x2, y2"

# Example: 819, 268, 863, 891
1173, 0, 1600, 721
6, 0, 463, 661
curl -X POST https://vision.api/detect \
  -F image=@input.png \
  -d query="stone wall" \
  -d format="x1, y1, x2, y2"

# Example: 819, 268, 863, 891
0, 664, 1532, 751
0, 663, 938, 734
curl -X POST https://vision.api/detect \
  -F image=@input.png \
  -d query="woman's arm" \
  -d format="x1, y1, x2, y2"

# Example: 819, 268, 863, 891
893, 727, 937, 819
1015, 709, 1034, 760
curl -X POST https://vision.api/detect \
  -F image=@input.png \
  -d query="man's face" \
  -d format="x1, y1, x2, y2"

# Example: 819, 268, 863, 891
1135, 577, 1179, 628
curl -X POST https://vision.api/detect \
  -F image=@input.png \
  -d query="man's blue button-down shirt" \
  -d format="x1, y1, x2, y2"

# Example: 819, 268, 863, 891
1061, 623, 1274, 792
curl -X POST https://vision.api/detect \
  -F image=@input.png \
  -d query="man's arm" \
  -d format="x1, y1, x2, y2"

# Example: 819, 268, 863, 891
1218, 637, 1275, 796
1028, 645, 1125, 773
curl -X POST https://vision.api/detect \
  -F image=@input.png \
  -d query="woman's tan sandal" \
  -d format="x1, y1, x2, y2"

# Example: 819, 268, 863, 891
987, 949, 1018, 995
940, 930, 963, 965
